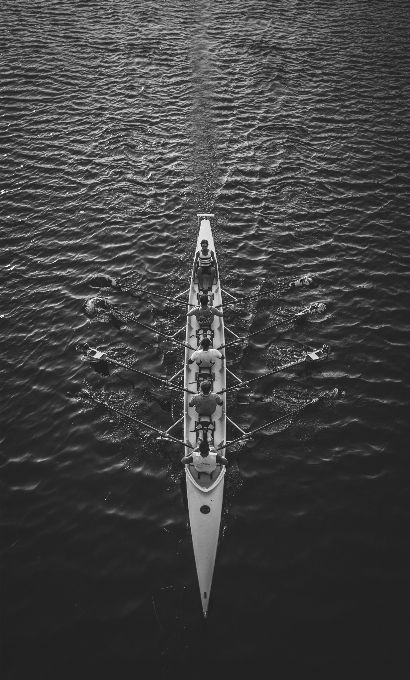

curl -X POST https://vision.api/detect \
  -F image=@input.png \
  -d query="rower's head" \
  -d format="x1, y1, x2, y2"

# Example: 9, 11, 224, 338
200, 294, 209, 306
200, 380, 211, 394
200, 239, 209, 250
200, 337, 211, 350
199, 440, 210, 457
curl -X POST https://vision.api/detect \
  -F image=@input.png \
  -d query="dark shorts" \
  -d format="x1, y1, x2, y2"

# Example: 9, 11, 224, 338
199, 265, 212, 274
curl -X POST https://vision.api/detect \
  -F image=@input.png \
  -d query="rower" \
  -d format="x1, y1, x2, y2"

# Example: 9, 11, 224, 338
187, 293, 222, 345
194, 239, 218, 292
188, 337, 224, 367
181, 440, 228, 471
189, 380, 223, 416
187, 294, 223, 324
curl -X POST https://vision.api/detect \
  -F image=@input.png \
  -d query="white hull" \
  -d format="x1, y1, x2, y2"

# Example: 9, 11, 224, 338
184, 215, 226, 617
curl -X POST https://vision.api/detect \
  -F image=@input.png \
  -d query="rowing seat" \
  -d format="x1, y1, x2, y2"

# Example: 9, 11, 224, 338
196, 291, 214, 306
195, 293, 215, 342
195, 369, 215, 389
193, 418, 215, 438
190, 419, 215, 481
196, 324, 214, 346
194, 361, 215, 390
190, 325, 214, 346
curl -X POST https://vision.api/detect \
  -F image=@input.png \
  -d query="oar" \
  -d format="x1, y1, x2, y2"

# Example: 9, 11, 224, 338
107, 306, 195, 350
215, 292, 265, 309
118, 283, 196, 308
83, 345, 196, 394
82, 390, 194, 447
217, 345, 329, 394
220, 389, 337, 450
215, 277, 315, 309
128, 292, 195, 310
218, 303, 326, 349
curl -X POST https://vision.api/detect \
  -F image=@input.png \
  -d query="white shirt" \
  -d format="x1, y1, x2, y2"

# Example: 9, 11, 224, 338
189, 392, 223, 415
189, 348, 222, 367
192, 448, 218, 473
187, 306, 223, 322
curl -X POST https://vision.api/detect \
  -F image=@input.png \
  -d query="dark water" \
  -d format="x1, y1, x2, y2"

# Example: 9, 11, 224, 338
1, 0, 410, 678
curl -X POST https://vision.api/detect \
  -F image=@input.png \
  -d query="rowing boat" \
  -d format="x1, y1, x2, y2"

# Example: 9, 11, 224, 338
184, 214, 226, 617
80, 216, 332, 617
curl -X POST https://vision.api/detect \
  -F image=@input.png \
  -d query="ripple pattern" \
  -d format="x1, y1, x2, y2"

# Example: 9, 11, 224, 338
1, 0, 410, 678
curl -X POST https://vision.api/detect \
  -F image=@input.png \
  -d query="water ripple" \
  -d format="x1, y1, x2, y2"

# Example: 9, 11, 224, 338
2, 0, 410, 675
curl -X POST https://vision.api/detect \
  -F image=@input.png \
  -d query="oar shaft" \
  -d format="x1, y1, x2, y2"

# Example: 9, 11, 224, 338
216, 278, 314, 309
87, 395, 165, 435
219, 357, 305, 393
121, 284, 177, 304
120, 284, 196, 308
135, 287, 176, 303
141, 321, 194, 350
247, 398, 319, 436
86, 393, 189, 444
220, 319, 284, 349
86, 348, 195, 394
133, 294, 192, 310
223, 397, 320, 449
219, 346, 329, 393
109, 357, 193, 393
219, 308, 316, 349
112, 308, 194, 350
245, 316, 299, 339
215, 293, 262, 309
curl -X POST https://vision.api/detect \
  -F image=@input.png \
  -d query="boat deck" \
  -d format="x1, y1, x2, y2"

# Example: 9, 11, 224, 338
183, 215, 226, 617
184, 217, 226, 491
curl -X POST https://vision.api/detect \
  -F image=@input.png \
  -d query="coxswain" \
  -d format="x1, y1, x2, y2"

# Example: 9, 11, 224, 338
188, 337, 225, 367
181, 439, 228, 470
194, 239, 218, 291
